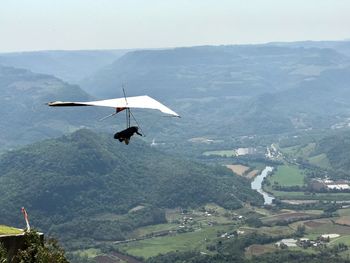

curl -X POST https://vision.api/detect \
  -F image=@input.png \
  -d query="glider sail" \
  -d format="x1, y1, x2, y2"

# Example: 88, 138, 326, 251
48, 95, 180, 117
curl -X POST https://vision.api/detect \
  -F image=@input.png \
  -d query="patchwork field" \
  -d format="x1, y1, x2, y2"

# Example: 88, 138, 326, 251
338, 208, 350, 217
130, 223, 178, 238
240, 225, 294, 237
247, 170, 259, 179
114, 204, 252, 259
116, 224, 235, 259
270, 190, 350, 201
261, 211, 322, 225
336, 216, 350, 226
203, 150, 237, 157
245, 244, 277, 257
290, 217, 350, 239
226, 164, 250, 176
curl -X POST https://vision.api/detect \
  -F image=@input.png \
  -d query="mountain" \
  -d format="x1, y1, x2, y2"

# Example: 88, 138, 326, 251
244, 66, 350, 131
268, 40, 350, 57
0, 65, 101, 150
0, 129, 262, 245
81, 44, 348, 99
3, 44, 349, 148
79, 44, 350, 139
0, 50, 129, 84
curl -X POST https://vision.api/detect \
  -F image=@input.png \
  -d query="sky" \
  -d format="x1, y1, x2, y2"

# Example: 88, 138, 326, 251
0, 0, 349, 52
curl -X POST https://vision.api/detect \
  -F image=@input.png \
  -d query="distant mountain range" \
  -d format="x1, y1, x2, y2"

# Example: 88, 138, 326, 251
267, 40, 350, 57
1, 41, 350, 149
0, 50, 130, 84
81, 43, 349, 99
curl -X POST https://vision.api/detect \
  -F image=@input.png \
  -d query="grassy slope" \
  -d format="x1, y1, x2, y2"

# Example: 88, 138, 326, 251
308, 153, 331, 168
280, 143, 332, 169
0, 225, 23, 235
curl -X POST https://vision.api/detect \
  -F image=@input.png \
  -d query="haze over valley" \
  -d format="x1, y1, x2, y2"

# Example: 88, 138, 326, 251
1, 1, 350, 261
1, 39, 350, 262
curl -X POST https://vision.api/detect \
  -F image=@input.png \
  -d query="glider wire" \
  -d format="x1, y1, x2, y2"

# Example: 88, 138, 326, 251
130, 110, 146, 137
121, 86, 145, 136
99, 112, 117, 121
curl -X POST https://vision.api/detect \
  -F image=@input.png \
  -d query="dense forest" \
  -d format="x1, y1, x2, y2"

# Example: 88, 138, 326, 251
0, 129, 262, 247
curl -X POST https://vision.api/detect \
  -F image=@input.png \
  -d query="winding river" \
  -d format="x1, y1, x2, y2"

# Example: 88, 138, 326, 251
251, 166, 275, 205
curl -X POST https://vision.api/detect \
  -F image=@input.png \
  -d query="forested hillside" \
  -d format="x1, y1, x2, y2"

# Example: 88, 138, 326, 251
0, 65, 101, 150
313, 131, 350, 173
0, 129, 262, 246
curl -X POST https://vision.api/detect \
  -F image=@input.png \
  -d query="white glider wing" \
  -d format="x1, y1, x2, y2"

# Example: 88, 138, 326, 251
48, 95, 180, 117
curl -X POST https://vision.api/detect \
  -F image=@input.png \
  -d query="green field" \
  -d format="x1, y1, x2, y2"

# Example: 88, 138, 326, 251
308, 153, 331, 168
116, 204, 244, 259
280, 143, 316, 159
269, 190, 350, 201
338, 208, 350, 217
0, 225, 23, 235
307, 223, 350, 236
269, 165, 305, 186
130, 223, 178, 238
241, 225, 295, 237
330, 235, 350, 245
117, 225, 235, 259
203, 150, 236, 157
73, 248, 101, 259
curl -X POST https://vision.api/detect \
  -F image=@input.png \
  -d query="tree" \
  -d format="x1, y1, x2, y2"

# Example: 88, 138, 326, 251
0, 244, 7, 263
295, 224, 306, 237
14, 231, 68, 263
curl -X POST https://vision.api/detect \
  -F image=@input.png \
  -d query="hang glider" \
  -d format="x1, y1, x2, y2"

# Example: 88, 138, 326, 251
47, 95, 180, 117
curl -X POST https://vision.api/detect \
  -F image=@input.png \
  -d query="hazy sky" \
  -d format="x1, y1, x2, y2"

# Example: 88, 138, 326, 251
1, 0, 349, 52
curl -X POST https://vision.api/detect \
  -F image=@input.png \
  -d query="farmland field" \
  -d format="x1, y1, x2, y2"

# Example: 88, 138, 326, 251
336, 216, 350, 226
261, 211, 322, 225
203, 150, 236, 157
226, 164, 250, 176
269, 190, 350, 201
130, 223, 178, 238
338, 208, 350, 217
116, 224, 235, 259
245, 244, 277, 257
268, 165, 305, 186
240, 225, 295, 237
73, 248, 101, 259
304, 219, 350, 236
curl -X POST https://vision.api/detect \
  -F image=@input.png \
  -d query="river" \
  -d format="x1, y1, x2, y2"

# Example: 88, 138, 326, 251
251, 166, 275, 205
